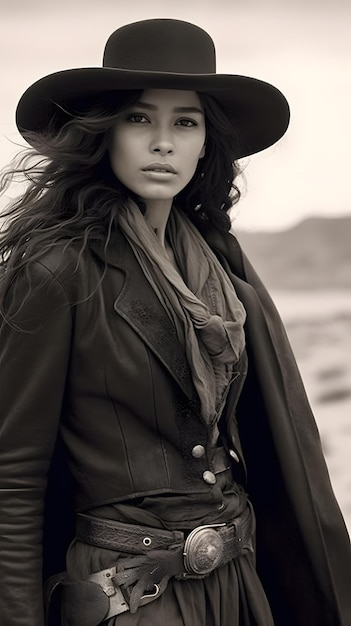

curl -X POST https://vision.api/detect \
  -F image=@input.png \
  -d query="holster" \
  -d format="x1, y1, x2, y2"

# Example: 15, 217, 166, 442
44, 573, 110, 626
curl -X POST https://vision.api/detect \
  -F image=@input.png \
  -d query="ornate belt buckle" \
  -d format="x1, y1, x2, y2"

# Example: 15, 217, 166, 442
183, 523, 225, 575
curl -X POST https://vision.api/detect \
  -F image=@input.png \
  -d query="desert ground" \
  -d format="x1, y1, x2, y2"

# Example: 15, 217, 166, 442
272, 290, 351, 534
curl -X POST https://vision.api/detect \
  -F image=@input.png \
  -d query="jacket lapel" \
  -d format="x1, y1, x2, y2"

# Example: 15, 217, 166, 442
91, 231, 198, 403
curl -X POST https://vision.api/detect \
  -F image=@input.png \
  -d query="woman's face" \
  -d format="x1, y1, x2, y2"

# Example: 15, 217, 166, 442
109, 89, 206, 208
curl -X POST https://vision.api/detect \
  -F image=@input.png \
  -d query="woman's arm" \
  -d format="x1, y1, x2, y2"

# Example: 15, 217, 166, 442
0, 261, 73, 626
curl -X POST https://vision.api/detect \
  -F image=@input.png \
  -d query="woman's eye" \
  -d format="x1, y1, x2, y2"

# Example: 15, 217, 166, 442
128, 114, 149, 123
176, 119, 197, 127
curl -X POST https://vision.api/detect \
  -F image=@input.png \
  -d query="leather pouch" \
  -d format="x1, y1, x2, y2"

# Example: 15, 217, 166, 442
61, 580, 110, 626
44, 574, 110, 626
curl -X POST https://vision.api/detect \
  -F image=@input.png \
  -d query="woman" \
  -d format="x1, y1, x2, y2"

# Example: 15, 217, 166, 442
0, 18, 350, 626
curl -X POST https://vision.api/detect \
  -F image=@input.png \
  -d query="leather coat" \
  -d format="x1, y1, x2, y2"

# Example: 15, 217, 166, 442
0, 227, 350, 626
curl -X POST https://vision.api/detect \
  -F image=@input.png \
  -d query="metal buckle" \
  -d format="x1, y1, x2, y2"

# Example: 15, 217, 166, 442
183, 523, 225, 575
88, 566, 160, 616
88, 566, 129, 618
140, 584, 160, 605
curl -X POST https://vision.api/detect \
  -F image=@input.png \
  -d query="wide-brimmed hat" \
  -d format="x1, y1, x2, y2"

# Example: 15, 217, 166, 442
16, 18, 290, 158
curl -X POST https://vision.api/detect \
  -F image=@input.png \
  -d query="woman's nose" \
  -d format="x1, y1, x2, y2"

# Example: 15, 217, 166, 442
152, 144, 173, 155
150, 131, 174, 155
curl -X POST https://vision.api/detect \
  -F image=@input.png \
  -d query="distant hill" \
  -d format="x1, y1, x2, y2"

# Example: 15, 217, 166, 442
234, 216, 351, 289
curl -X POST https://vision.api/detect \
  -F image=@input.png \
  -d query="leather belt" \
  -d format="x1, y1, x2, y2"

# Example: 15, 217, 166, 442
76, 513, 184, 554
74, 508, 254, 619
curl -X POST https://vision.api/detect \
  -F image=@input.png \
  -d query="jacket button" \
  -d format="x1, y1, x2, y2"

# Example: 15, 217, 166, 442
203, 470, 216, 485
192, 445, 205, 459
229, 449, 240, 463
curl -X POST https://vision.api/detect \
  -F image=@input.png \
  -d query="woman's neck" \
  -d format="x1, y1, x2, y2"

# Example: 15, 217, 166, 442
144, 199, 173, 248
143, 199, 182, 274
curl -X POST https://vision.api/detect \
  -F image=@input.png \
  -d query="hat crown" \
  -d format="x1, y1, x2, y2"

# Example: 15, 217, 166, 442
103, 19, 216, 75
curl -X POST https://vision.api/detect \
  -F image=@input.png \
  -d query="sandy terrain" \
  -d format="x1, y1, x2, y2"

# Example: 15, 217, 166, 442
271, 290, 351, 534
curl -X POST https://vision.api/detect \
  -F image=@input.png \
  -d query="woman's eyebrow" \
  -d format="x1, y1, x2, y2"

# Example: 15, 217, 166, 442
174, 106, 204, 115
133, 101, 204, 115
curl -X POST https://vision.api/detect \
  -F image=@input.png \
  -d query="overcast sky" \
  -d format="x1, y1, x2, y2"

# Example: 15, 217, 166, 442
1, 0, 350, 231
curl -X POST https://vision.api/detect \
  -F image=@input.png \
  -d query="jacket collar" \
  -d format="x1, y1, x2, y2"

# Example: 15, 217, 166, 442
91, 230, 199, 406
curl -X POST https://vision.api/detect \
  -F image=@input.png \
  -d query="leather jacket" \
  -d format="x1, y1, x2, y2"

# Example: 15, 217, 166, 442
0, 227, 350, 625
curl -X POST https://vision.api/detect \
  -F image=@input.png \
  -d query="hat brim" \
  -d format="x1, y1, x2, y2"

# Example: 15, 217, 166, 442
16, 68, 290, 158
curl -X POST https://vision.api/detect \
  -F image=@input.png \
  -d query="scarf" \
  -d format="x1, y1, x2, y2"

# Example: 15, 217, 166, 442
117, 202, 246, 424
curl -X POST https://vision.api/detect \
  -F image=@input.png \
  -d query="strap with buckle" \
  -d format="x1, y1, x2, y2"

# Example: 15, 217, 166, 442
72, 508, 253, 618
87, 565, 160, 619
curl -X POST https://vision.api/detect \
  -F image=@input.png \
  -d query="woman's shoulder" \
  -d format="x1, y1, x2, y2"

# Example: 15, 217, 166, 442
33, 239, 103, 302
35, 238, 89, 276
1, 238, 105, 326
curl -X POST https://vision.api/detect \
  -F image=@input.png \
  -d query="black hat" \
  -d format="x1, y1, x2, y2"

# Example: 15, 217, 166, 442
16, 18, 290, 158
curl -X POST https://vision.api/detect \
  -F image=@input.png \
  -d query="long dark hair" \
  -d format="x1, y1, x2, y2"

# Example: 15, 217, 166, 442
0, 90, 242, 317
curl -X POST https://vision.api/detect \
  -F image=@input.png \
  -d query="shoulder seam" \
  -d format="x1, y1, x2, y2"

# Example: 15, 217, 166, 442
35, 259, 75, 308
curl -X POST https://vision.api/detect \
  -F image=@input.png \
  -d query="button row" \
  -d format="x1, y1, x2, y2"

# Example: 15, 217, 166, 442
192, 445, 240, 463
191, 445, 240, 485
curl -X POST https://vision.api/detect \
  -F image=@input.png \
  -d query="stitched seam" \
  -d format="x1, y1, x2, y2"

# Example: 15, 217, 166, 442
104, 366, 135, 492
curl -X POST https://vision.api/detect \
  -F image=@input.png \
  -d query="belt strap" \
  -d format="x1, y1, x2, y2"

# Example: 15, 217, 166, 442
76, 514, 184, 553
76, 509, 253, 567
74, 509, 253, 617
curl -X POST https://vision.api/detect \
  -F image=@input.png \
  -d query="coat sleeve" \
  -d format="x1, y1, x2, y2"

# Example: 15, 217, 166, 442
0, 261, 73, 626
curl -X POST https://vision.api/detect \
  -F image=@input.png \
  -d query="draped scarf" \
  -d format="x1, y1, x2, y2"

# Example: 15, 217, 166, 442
117, 202, 246, 424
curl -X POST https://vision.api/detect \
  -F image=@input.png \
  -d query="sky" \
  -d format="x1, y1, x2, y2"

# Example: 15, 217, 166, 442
1, 0, 350, 231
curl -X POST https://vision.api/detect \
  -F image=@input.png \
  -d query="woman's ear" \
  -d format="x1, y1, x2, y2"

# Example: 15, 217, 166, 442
199, 144, 206, 159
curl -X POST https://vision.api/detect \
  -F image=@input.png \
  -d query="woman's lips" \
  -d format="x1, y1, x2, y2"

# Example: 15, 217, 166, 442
142, 162, 177, 174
